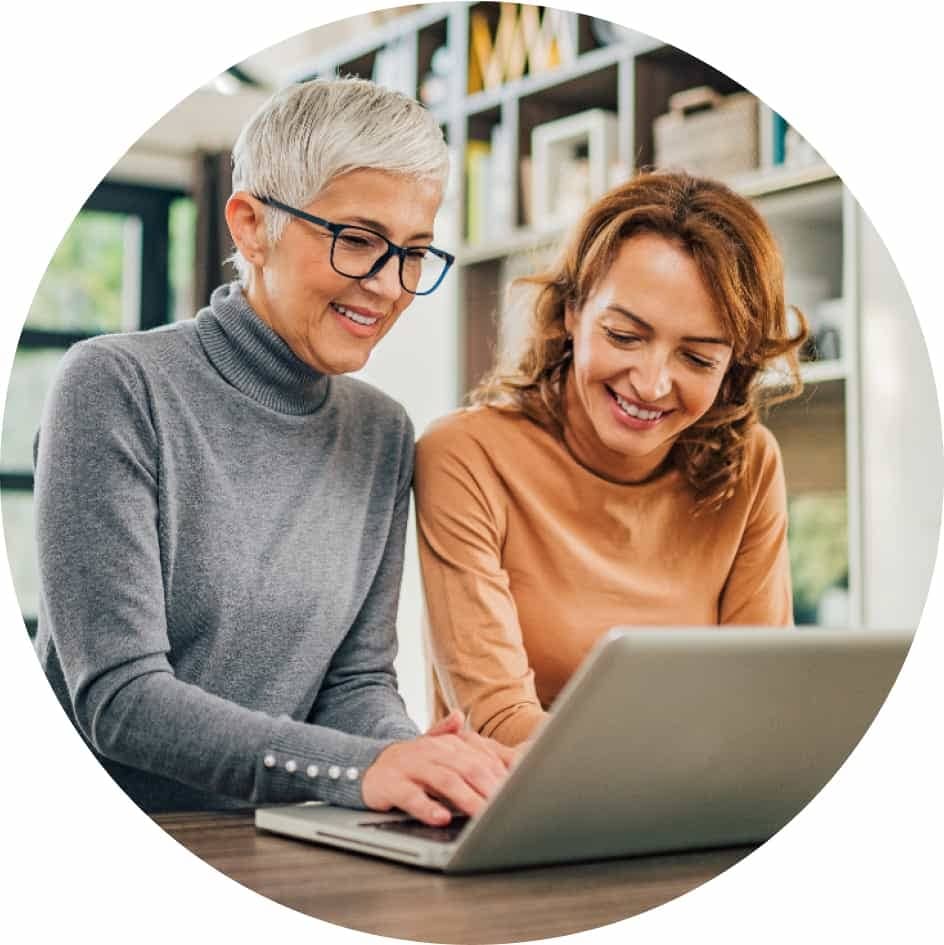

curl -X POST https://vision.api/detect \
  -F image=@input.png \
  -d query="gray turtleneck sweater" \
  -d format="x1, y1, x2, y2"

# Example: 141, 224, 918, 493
32, 282, 420, 813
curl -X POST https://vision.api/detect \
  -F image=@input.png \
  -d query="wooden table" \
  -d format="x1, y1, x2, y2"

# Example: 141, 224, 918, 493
154, 811, 756, 943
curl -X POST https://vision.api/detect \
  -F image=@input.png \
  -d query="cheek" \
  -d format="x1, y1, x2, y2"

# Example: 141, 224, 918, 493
687, 374, 726, 414
390, 294, 414, 323
573, 336, 616, 383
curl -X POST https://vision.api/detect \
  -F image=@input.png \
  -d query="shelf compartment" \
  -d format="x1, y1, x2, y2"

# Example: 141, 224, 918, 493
460, 258, 503, 393
417, 16, 451, 106
633, 44, 748, 171
762, 378, 847, 494
462, 37, 632, 116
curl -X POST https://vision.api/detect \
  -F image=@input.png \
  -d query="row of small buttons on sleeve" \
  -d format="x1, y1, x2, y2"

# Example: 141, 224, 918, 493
263, 754, 359, 781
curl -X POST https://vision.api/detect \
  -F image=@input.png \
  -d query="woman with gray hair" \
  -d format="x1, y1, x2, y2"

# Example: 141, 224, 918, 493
33, 76, 511, 826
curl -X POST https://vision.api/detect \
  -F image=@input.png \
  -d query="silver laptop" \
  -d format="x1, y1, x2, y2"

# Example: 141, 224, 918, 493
255, 626, 912, 872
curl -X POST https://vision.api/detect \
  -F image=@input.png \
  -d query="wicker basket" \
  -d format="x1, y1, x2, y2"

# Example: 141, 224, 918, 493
653, 86, 759, 178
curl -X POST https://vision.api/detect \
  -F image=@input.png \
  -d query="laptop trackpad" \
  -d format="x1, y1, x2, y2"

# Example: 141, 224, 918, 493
359, 816, 470, 843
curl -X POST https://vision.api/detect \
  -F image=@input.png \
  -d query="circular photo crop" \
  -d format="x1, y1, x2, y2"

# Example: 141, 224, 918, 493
2, 4, 939, 944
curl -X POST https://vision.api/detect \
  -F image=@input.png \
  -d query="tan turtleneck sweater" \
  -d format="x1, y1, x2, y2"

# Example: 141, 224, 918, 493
414, 406, 792, 746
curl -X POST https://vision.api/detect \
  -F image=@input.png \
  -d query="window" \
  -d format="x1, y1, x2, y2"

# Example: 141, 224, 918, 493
1, 180, 194, 636
788, 492, 849, 625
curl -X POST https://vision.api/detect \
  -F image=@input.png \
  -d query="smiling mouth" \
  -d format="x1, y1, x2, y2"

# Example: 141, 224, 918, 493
331, 302, 382, 327
609, 387, 671, 423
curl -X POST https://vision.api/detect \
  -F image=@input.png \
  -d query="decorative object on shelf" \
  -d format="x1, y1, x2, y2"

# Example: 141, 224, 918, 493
786, 273, 832, 362
468, 5, 578, 94
487, 3, 527, 87
808, 297, 847, 362
518, 4, 543, 72
772, 112, 789, 165
519, 155, 533, 227
653, 86, 759, 178
531, 108, 618, 229
468, 9, 493, 94
525, 5, 578, 74
419, 44, 452, 107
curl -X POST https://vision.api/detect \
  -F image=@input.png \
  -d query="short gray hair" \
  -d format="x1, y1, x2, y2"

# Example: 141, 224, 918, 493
228, 76, 449, 283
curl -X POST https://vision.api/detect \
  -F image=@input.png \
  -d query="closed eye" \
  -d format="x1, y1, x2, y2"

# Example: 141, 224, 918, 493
684, 352, 719, 370
603, 327, 641, 346
338, 232, 375, 248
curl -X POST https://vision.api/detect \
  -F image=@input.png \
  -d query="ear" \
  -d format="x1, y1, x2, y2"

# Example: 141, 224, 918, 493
564, 304, 577, 335
225, 192, 269, 269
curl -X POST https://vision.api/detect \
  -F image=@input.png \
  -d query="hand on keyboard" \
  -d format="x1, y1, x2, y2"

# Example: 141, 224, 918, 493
362, 718, 512, 827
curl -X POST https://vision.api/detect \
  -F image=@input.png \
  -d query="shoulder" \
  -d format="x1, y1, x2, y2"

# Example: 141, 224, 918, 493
738, 422, 787, 506
57, 322, 196, 388
43, 325, 200, 442
41, 331, 198, 452
418, 405, 538, 458
744, 423, 784, 476
331, 375, 413, 442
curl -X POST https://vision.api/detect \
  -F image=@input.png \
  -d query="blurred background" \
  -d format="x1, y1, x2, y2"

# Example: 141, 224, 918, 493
2, 2, 939, 726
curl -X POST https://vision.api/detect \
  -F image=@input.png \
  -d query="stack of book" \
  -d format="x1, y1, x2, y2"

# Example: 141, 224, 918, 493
465, 122, 515, 245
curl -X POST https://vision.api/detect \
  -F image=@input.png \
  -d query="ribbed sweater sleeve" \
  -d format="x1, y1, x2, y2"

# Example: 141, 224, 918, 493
308, 424, 420, 743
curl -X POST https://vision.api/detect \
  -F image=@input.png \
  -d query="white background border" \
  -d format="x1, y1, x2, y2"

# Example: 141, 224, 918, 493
1, 2, 940, 943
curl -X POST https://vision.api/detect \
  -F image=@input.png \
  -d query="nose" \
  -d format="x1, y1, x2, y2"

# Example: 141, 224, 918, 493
358, 254, 404, 302
629, 348, 672, 403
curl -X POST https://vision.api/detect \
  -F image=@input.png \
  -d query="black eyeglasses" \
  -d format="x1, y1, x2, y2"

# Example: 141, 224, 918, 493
255, 195, 455, 296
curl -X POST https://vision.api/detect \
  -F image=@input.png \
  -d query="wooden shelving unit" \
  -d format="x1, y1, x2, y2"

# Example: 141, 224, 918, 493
293, 3, 936, 629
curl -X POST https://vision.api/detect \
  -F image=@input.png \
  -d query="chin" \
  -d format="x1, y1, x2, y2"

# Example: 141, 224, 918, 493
338, 354, 372, 376
312, 345, 372, 376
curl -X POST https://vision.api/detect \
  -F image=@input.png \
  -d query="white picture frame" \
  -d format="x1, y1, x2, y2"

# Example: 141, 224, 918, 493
531, 108, 618, 230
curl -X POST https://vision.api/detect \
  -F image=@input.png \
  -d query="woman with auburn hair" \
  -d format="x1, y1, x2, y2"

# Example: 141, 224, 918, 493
414, 169, 808, 747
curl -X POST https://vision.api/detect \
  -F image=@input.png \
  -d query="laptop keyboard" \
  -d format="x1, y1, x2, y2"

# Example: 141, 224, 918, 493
360, 815, 470, 843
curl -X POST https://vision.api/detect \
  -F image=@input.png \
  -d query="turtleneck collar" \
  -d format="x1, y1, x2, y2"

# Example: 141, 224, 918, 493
195, 282, 330, 415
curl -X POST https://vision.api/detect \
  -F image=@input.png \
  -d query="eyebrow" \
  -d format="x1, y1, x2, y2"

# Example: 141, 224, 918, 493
344, 215, 435, 243
605, 304, 731, 347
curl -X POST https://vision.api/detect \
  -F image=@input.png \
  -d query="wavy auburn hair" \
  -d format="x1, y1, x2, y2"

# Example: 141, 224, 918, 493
471, 170, 808, 511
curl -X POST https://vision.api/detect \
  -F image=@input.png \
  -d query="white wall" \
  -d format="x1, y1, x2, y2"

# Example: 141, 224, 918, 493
859, 207, 943, 627
354, 171, 460, 727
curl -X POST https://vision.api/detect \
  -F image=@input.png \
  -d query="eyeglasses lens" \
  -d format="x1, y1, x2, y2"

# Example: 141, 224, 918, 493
331, 226, 446, 295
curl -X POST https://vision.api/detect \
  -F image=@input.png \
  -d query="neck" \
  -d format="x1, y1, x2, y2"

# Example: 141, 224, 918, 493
196, 283, 329, 415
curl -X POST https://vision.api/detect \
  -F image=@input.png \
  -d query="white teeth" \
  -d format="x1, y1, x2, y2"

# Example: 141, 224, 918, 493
614, 391, 663, 421
333, 303, 378, 326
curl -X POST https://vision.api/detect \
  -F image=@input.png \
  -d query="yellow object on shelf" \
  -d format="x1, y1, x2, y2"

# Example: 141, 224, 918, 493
465, 140, 492, 245
469, 5, 577, 94
489, 4, 517, 88
468, 11, 493, 95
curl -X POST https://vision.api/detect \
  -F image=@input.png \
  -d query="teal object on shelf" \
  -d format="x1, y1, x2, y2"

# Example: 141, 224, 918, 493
773, 112, 788, 165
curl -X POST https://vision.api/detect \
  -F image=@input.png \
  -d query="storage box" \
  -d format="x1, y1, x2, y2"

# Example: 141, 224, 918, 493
653, 86, 759, 178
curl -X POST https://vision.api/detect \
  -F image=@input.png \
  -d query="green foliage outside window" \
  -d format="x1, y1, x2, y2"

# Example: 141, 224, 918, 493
26, 211, 134, 333
169, 197, 196, 321
788, 492, 848, 623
